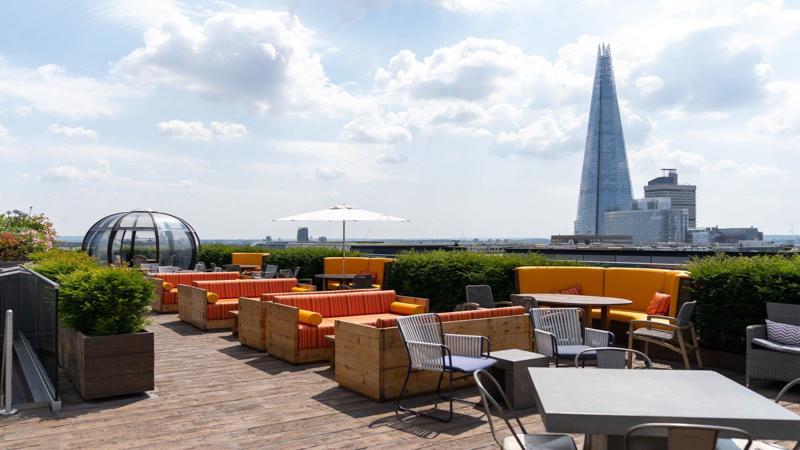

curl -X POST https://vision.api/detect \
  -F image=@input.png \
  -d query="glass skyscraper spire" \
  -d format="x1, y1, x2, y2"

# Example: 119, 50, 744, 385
574, 44, 633, 235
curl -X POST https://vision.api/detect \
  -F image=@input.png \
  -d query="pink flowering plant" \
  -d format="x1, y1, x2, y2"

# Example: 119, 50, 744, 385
0, 210, 57, 261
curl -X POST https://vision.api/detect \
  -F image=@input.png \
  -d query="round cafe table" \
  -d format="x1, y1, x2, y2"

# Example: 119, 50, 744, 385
526, 293, 632, 330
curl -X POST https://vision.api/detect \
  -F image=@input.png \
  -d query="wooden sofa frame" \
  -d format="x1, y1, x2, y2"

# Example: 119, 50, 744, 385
150, 277, 178, 313
266, 295, 429, 364
334, 312, 532, 401
178, 285, 236, 330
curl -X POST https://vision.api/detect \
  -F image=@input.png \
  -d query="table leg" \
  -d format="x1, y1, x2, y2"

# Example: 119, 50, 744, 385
582, 306, 592, 328
601, 306, 610, 330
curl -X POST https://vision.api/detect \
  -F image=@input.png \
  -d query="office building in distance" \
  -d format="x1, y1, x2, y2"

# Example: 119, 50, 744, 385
297, 227, 309, 243
574, 44, 633, 235
604, 197, 689, 244
644, 169, 697, 228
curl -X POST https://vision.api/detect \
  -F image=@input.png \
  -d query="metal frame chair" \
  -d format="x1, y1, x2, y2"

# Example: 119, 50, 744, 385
530, 308, 614, 367
624, 423, 752, 450
628, 301, 702, 369
473, 369, 577, 450
223, 264, 241, 273
463, 285, 513, 309
395, 313, 496, 422
194, 261, 207, 272
772, 377, 800, 450
262, 265, 278, 279
350, 274, 374, 289
277, 269, 294, 278
574, 347, 652, 369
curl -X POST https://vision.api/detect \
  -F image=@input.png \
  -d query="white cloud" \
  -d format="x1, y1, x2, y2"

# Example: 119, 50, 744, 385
43, 159, 112, 182
436, 0, 535, 12
113, 8, 367, 117
494, 110, 585, 157
746, 81, 800, 136
92, 0, 189, 28
48, 124, 98, 140
157, 120, 248, 141
314, 167, 344, 181
0, 125, 9, 142
635, 76, 664, 96
712, 159, 788, 176
341, 117, 411, 144
376, 153, 408, 164
0, 58, 128, 118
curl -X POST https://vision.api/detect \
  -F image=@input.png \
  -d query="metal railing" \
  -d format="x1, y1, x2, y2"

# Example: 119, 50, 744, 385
1, 310, 17, 415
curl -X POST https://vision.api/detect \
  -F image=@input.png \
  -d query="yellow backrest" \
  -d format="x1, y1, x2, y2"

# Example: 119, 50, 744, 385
603, 268, 670, 313
231, 253, 269, 266
367, 258, 395, 284
514, 266, 605, 296
323, 257, 371, 274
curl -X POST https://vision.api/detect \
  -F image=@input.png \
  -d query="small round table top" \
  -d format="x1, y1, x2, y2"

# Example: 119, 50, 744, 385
527, 293, 632, 307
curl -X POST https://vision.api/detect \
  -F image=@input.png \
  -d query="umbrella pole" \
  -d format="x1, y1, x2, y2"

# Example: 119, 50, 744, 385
342, 220, 346, 276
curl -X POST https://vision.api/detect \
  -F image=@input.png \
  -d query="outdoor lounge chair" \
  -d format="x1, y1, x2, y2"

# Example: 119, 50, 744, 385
223, 264, 241, 273
395, 313, 496, 422
628, 301, 702, 369
350, 274, 374, 289
262, 265, 278, 279
530, 308, 613, 367
465, 285, 513, 309
624, 423, 752, 450
473, 369, 577, 450
574, 347, 652, 369
746, 302, 800, 387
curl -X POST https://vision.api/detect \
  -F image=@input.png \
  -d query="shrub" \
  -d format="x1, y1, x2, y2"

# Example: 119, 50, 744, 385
59, 267, 154, 336
197, 243, 259, 267
266, 247, 359, 279
0, 210, 57, 261
29, 249, 97, 282
688, 254, 800, 353
385, 251, 581, 312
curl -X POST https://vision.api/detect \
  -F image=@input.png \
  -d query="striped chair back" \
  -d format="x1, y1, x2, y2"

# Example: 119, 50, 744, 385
530, 308, 583, 346
396, 313, 446, 371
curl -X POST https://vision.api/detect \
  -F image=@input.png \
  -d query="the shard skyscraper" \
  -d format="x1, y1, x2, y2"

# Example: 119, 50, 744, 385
574, 44, 633, 235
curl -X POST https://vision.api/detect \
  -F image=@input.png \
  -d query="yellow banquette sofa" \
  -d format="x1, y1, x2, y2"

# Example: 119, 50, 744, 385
322, 257, 395, 289
231, 252, 269, 268
514, 266, 690, 323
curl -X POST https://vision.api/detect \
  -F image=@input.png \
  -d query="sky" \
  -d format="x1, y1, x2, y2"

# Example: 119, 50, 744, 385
1, 0, 799, 240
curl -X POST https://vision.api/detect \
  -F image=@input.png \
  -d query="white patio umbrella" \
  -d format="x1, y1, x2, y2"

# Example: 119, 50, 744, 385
274, 203, 409, 273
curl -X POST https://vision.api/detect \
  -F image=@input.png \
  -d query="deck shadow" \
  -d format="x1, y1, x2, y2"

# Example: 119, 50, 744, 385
158, 319, 207, 336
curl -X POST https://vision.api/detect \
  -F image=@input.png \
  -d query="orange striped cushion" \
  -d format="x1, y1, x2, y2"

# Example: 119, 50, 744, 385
162, 289, 178, 305
261, 288, 374, 302
553, 285, 582, 295
273, 290, 398, 318
158, 272, 239, 286
297, 323, 335, 350
206, 301, 239, 320
375, 306, 525, 328
646, 292, 671, 316
194, 279, 298, 299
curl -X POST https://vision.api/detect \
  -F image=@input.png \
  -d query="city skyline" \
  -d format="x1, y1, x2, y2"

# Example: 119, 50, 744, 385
1, 1, 799, 239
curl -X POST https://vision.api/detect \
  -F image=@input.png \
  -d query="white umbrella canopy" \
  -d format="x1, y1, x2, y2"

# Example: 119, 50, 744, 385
274, 204, 409, 274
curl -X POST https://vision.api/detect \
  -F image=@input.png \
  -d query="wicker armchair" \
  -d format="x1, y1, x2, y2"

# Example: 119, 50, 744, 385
628, 301, 702, 369
746, 303, 800, 387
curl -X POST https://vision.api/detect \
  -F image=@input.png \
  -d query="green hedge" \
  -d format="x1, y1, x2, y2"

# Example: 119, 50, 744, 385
29, 249, 97, 282
688, 254, 800, 353
59, 267, 154, 336
197, 244, 359, 279
385, 251, 580, 312
197, 243, 257, 267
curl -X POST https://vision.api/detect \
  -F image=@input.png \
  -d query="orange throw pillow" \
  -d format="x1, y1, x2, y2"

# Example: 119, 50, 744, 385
647, 292, 671, 316
552, 285, 582, 295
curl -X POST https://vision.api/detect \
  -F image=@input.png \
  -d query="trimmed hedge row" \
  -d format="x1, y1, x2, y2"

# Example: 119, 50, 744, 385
384, 251, 580, 312
689, 254, 800, 353
197, 244, 358, 279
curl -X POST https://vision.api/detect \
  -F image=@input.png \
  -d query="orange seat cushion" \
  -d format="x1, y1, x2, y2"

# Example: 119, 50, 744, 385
162, 288, 178, 305
261, 288, 374, 302
273, 290, 398, 318
297, 313, 402, 350
374, 305, 525, 328
647, 292, 672, 316
206, 299, 239, 320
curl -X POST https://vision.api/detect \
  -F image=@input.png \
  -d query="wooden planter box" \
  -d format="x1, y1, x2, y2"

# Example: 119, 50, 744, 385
58, 325, 154, 400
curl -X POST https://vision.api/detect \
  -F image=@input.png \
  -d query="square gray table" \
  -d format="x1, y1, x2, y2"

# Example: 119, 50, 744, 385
489, 349, 548, 410
529, 368, 800, 450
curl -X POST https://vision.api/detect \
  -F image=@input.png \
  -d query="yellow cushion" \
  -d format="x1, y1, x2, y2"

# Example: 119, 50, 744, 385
389, 301, 425, 315
372, 284, 381, 289
206, 292, 219, 304
291, 286, 311, 292
230, 252, 269, 266
515, 267, 605, 296
298, 309, 322, 326
590, 308, 671, 324
162, 282, 173, 292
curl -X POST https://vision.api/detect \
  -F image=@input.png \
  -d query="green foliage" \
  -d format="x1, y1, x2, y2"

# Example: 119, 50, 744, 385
29, 249, 97, 282
385, 251, 581, 312
688, 254, 800, 353
59, 267, 154, 336
0, 210, 57, 261
197, 243, 258, 267
266, 247, 357, 279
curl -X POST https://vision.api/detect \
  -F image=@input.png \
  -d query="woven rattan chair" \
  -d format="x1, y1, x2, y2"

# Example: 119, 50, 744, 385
746, 303, 800, 387
530, 308, 613, 367
624, 423, 752, 450
574, 347, 652, 369
628, 301, 702, 369
395, 313, 496, 422
463, 285, 513, 309
473, 369, 577, 450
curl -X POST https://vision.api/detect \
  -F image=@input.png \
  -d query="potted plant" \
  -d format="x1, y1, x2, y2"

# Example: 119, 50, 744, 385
57, 267, 155, 400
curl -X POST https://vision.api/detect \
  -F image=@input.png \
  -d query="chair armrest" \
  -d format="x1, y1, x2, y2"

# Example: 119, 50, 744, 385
584, 328, 614, 347
629, 319, 681, 333
494, 301, 513, 307
444, 333, 490, 357
746, 324, 767, 345
646, 314, 677, 323
534, 329, 556, 357
404, 340, 450, 370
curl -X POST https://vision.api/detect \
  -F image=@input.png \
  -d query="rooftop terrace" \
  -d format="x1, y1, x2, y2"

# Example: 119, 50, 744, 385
2, 312, 798, 449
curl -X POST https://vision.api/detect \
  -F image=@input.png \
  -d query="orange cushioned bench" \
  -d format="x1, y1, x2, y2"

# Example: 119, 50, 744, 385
322, 257, 395, 289
178, 278, 313, 330
237, 288, 376, 351
150, 271, 240, 313
335, 306, 530, 401
514, 266, 690, 324
266, 290, 429, 364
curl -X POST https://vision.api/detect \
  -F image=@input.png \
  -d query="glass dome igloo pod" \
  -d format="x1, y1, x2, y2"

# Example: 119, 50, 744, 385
82, 210, 200, 269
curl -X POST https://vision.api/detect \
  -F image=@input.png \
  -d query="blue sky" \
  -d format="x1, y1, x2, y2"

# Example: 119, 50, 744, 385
1, 0, 799, 239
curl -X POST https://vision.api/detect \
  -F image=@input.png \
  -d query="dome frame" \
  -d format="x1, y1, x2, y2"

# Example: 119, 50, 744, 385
82, 209, 200, 269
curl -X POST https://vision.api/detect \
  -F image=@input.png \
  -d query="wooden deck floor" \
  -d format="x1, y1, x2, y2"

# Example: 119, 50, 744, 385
1, 313, 798, 449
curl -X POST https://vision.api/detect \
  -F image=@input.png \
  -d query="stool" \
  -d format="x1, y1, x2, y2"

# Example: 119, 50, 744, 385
489, 349, 549, 410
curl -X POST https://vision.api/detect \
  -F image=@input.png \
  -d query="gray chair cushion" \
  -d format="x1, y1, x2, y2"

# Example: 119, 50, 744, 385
752, 338, 800, 355
557, 345, 596, 359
